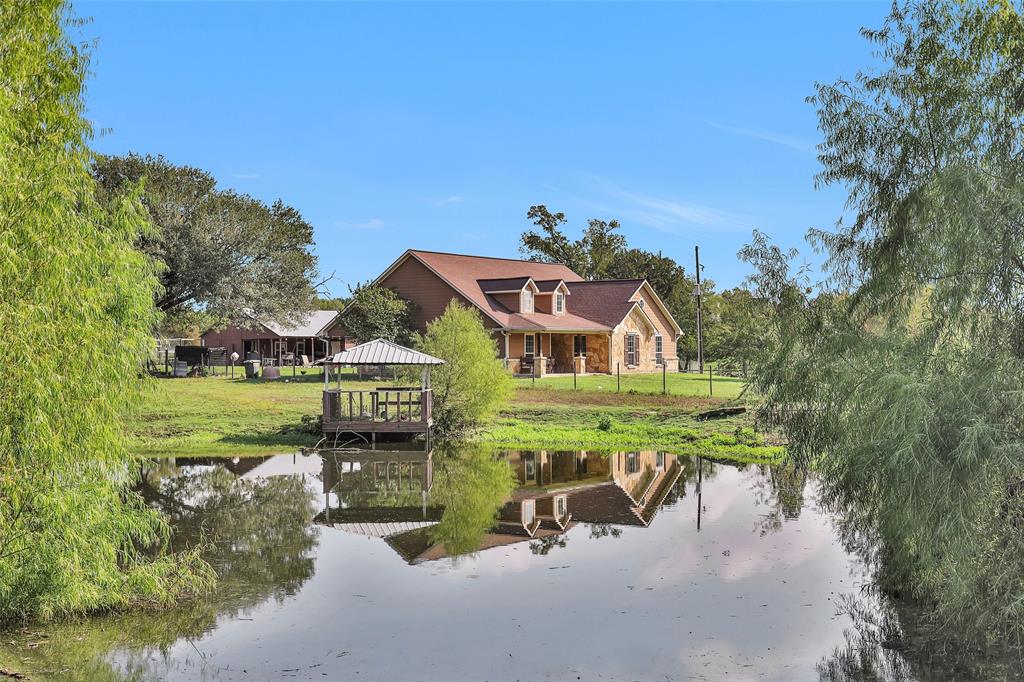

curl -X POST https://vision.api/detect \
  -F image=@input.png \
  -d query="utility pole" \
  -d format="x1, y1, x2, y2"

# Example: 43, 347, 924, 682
695, 245, 704, 375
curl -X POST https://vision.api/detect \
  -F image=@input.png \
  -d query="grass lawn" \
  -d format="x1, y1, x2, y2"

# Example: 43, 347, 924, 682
130, 369, 777, 463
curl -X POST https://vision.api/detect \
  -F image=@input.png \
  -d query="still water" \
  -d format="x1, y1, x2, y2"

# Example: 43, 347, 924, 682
1, 449, 1017, 680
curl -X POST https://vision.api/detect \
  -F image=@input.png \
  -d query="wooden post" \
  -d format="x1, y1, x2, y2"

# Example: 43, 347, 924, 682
695, 245, 704, 375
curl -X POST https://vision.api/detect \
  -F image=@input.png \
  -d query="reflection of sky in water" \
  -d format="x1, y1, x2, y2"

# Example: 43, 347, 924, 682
95, 452, 882, 681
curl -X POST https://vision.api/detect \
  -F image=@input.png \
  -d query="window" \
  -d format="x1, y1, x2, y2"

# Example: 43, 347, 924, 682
655, 334, 664, 364
573, 334, 587, 357
521, 289, 534, 313
625, 333, 638, 366
555, 293, 564, 314
656, 452, 665, 470
522, 499, 536, 526
638, 299, 645, 309
524, 333, 535, 357
555, 495, 567, 519
626, 452, 640, 475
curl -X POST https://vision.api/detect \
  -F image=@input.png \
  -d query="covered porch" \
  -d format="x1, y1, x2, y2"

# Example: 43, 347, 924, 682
503, 331, 611, 377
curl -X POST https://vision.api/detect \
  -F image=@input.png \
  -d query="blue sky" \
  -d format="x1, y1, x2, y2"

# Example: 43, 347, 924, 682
78, 1, 886, 297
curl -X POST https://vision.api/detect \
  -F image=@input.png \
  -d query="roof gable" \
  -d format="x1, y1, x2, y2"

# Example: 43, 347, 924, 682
329, 338, 444, 366
257, 310, 341, 338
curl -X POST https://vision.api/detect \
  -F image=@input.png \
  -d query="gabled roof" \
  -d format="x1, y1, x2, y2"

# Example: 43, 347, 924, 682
329, 338, 444, 366
374, 250, 682, 335
564, 280, 645, 329
534, 279, 570, 294
477, 276, 537, 294
260, 310, 342, 337
377, 250, 583, 329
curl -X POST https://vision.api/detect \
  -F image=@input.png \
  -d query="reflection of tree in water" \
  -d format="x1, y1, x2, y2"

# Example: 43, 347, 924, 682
817, 593, 914, 682
140, 464, 320, 601
587, 523, 622, 540
428, 446, 517, 558
816, 590, 1022, 681
2, 460, 323, 681
749, 461, 809, 537
530, 534, 568, 555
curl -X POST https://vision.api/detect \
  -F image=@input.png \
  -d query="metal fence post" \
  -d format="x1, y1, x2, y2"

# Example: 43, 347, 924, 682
663, 362, 666, 394
573, 356, 577, 390
617, 363, 620, 393
708, 362, 713, 397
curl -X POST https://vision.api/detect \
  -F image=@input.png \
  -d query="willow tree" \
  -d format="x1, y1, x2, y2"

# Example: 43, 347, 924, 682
742, 1, 1024, 641
0, 1, 211, 621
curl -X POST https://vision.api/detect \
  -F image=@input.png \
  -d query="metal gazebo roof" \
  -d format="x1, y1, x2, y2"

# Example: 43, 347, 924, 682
328, 338, 444, 366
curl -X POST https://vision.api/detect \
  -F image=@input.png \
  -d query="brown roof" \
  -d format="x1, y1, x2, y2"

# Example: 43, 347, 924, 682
406, 250, 592, 330
384, 250, 678, 333
564, 280, 645, 328
534, 279, 567, 293
477, 276, 534, 293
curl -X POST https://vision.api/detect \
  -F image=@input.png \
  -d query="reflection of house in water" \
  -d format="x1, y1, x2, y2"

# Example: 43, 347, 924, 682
314, 449, 681, 565
508, 450, 683, 527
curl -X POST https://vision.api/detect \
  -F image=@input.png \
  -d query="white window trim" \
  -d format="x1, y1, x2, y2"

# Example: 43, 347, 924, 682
524, 333, 535, 357
555, 293, 564, 314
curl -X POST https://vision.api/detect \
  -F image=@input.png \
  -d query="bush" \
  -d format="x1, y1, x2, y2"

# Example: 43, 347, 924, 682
597, 415, 613, 431
415, 302, 512, 438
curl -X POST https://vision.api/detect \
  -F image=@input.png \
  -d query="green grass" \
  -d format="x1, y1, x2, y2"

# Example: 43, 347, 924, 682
513, 370, 744, 399
477, 401, 781, 464
131, 369, 379, 457
129, 369, 774, 462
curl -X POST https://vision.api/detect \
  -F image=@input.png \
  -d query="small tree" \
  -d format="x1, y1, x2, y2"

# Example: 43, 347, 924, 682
416, 302, 512, 438
340, 285, 415, 344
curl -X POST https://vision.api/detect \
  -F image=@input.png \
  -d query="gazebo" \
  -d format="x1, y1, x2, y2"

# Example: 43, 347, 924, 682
322, 339, 444, 441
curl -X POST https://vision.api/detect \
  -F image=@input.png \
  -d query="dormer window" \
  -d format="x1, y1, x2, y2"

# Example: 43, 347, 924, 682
555, 293, 565, 314
521, 289, 534, 313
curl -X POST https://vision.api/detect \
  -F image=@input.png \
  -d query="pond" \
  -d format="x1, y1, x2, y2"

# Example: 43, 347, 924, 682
1, 448, 1018, 681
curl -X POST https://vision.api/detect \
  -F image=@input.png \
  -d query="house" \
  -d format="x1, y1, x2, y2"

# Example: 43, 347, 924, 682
200, 310, 348, 363
353, 249, 683, 374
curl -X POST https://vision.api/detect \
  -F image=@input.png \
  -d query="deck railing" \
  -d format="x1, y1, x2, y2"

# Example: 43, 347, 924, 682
323, 387, 432, 429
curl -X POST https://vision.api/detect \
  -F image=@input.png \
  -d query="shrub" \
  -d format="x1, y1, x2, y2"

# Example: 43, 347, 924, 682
415, 302, 512, 438
597, 415, 613, 431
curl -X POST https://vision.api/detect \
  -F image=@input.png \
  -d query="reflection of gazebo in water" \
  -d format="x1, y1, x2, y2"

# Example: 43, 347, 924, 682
322, 339, 444, 445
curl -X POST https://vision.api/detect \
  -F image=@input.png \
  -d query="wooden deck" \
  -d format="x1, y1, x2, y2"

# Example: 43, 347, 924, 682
322, 387, 433, 434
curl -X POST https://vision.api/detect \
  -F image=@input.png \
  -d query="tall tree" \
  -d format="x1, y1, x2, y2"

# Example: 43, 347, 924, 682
93, 153, 320, 330
339, 284, 415, 344
520, 205, 626, 279
0, 1, 210, 621
743, 0, 1024, 640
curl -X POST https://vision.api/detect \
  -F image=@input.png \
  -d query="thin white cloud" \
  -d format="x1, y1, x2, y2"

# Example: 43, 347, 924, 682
706, 121, 816, 154
585, 176, 749, 236
332, 218, 390, 230
432, 195, 464, 207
